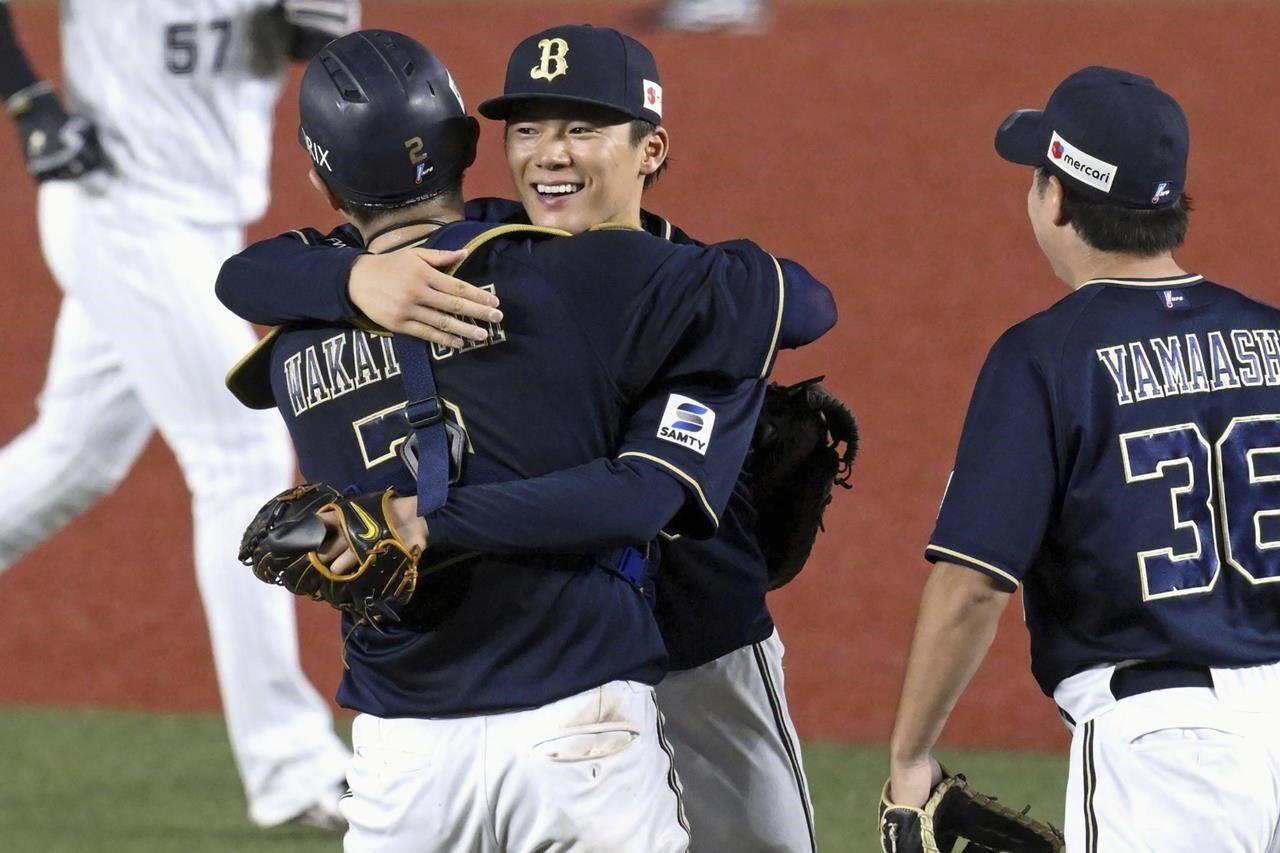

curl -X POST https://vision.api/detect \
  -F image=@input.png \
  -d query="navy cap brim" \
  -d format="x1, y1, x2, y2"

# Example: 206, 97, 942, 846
478, 92, 643, 123
994, 109, 1047, 166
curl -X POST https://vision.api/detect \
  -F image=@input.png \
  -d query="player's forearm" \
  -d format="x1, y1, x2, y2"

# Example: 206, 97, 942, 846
215, 233, 363, 325
889, 561, 1011, 766
426, 458, 686, 554
0, 2, 40, 102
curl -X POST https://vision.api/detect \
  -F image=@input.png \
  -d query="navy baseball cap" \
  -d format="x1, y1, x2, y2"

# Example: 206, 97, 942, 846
995, 66, 1188, 208
478, 25, 663, 125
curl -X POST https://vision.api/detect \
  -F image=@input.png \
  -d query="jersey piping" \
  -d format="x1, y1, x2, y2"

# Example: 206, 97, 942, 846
924, 544, 1021, 590
1080, 273, 1203, 289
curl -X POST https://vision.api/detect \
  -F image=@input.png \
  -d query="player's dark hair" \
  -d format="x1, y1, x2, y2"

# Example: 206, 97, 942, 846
631, 119, 668, 188
1036, 167, 1191, 255
338, 178, 466, 232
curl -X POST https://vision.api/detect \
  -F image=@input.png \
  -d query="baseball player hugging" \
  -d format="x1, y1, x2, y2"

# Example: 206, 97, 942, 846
217, 24, 850, 851
220, 29, 839, 853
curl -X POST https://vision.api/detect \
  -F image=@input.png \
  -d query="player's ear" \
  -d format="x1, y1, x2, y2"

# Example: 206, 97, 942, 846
639, 125, 669, 179
308, 167, 344, 214
1046, 174, 1070, 227
461, 116, 480, 170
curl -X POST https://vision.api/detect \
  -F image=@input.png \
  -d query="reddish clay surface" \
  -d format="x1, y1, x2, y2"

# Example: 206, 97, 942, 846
3, 1, 1279, 752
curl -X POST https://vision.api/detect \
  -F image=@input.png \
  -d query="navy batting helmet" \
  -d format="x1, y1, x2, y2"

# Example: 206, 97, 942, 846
298, 30, 476, 207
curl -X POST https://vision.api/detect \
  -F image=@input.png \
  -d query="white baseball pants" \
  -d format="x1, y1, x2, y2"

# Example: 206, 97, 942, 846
655, 629, 816, 852
342, 680, 689, 852
0, 178, 349, 825
1056, 660, 1280, 852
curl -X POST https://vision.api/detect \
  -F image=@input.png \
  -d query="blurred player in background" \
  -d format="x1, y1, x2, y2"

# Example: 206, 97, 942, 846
886, 67, 1280, 851
658, 0, 766, 34
0, 0, 357, 830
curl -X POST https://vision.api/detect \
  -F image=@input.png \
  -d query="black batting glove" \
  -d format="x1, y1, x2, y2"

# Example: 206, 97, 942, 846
6, 81, 106, 182
281, 0, 359, 60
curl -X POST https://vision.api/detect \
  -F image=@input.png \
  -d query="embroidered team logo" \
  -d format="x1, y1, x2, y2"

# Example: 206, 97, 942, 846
530, 38, 569, 82
1047, 131, 1116, 194
657, 394, 715, 455
642, 79, 663, 117
1152, 181, 1172, 204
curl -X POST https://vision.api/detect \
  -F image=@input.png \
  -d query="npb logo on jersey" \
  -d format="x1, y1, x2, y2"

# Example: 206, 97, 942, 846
1048, 131, 1116, 194
658, 394, 715, 455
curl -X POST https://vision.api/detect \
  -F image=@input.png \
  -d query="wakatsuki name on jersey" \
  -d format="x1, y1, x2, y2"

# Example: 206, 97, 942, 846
283, 330, 401, 416
1096, 328, 1280, 405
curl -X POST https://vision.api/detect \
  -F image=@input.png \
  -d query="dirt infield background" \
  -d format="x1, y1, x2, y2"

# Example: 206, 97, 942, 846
3, 0, 1280, 752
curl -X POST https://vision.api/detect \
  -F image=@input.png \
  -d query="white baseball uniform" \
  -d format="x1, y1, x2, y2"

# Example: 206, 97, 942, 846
342, 681, 689, 853
0, 0, 351, 826
655, 630, 815, 852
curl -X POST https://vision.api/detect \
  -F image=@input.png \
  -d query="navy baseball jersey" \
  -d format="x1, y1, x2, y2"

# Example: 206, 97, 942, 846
464, 197, 835, 669
928, 274, 1280, 694
255, 223, 783, 716
218, 201, 836, 672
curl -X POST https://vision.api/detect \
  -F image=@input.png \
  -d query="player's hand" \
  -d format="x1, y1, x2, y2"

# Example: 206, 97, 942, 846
6, 82, 107, 182
888, 754, 943, 808
348, 249, 504, 349
316, 495, 427, 576
282, 0, 360, 60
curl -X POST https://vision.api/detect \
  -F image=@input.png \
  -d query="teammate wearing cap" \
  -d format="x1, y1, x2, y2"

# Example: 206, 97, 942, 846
221, 28, 832, 852
884, 66, 1280, 851
0, 0, 357, 829
218, 24, 828, 851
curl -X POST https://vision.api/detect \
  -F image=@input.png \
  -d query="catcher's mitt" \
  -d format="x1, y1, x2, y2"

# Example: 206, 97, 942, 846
239, 483, 422, 624
879, 772, 1064, 853
748, 376, 857, 589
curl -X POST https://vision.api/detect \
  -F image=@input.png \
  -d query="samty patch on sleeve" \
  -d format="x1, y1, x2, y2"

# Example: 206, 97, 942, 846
657, 394, 715, 455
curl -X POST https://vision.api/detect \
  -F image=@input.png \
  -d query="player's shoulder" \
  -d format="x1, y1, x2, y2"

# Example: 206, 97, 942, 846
1197, 277, 1280, 317
988, 286, 1099, 362
528, 227, 687, 289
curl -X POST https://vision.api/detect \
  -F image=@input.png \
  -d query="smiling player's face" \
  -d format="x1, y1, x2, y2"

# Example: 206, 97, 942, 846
504, 102, 663, 234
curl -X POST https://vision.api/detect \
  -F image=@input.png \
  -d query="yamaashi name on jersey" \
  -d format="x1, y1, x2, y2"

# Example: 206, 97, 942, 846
1096, 327, 1280, 405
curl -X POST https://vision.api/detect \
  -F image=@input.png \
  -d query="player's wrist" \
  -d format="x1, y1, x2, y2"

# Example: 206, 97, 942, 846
5, 79, 57, 118
387, 494, 428, 552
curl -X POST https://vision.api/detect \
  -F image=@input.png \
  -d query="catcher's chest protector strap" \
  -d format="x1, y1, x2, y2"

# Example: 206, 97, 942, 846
396, 222, 569, 514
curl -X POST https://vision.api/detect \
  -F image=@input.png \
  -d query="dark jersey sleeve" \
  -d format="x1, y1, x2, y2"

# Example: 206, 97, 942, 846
424, 457, 686, 553
778, 258, 837, 348
925, 328, 1059, 591
215, 226, 365, 325
615, 239, 786, 387
618, 377, 767, 538
0, 2, 39, 100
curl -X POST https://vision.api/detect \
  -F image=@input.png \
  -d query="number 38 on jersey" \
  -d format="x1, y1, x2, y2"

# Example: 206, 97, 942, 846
1121, 414, 1280, 600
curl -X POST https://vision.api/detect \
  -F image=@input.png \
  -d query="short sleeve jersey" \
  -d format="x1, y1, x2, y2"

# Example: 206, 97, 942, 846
265, 223, 784, 716
928, 275, 1280, 695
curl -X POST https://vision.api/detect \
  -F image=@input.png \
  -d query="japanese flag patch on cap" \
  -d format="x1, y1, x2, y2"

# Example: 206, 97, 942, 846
658, 394, 714, 455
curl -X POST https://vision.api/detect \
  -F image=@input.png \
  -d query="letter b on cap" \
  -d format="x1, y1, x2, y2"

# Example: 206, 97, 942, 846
531, 38, 569, 82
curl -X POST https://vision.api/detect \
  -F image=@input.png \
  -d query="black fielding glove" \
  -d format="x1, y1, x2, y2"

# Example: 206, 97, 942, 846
7, 82, 107, 182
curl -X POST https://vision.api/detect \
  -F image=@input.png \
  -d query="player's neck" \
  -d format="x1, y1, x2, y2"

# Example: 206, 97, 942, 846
362, 202, 466, 254
1064, 251, 1185, 291
364, 219, 458, 254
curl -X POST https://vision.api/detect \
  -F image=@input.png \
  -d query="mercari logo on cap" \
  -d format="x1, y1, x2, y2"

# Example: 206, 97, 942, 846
1047, 131, 1116, 194
642, 80, 663, 117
